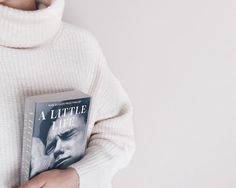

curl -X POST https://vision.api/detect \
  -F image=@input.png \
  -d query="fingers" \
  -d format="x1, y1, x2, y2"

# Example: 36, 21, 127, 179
40, 0, 52, 6
19, 175, 46, 188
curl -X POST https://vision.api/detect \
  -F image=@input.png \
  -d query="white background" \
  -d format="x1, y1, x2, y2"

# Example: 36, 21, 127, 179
63, 0, 236, 187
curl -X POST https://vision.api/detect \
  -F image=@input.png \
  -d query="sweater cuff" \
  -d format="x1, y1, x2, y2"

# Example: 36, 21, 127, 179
69, 162, 112, 188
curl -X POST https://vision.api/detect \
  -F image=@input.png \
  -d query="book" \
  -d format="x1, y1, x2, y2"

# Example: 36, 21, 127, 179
20, 90, 91, 184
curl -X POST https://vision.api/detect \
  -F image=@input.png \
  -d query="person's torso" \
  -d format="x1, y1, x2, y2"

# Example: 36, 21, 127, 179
0, 23, 99, 187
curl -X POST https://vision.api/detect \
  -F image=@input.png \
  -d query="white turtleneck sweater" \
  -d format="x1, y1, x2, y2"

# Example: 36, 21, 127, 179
0, 0, 135, 187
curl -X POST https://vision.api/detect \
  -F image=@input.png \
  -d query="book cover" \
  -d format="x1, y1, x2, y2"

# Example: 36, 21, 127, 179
20, 90, 91, 183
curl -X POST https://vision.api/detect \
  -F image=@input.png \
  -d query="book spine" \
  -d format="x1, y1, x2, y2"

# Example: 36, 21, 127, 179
20, 99, 35, 184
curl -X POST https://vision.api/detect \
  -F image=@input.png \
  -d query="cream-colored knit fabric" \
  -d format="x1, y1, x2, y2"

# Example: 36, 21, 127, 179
0, 0, 135, 187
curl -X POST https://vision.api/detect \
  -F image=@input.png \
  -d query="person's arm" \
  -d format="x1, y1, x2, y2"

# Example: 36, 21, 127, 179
68, 36, 136, 188
18, 31, 135, 188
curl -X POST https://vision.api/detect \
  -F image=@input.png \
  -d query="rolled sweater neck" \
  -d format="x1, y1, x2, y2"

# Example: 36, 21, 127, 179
0, 0, 64, 48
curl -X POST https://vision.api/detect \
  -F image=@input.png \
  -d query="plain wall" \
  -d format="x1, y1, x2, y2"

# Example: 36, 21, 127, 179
63, 0, 236, 188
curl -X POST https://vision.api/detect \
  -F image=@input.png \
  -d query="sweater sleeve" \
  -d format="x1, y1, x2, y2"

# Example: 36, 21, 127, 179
68, 33, 136, 188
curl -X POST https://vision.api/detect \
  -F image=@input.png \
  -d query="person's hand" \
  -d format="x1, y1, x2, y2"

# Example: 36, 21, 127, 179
19, 167, 80, 188
40, 0, 52, 6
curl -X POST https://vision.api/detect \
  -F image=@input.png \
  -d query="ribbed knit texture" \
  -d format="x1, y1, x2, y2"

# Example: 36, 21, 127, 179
0, 0, 136, 188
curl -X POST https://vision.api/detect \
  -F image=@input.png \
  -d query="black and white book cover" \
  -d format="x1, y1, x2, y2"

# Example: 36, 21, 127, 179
20, 90, 91, 184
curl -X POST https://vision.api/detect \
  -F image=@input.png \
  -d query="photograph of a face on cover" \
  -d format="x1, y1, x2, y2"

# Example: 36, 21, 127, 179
30, 99, 90, 178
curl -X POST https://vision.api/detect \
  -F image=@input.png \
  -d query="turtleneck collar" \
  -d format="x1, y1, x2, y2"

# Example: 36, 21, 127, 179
0, 0, 65, 48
